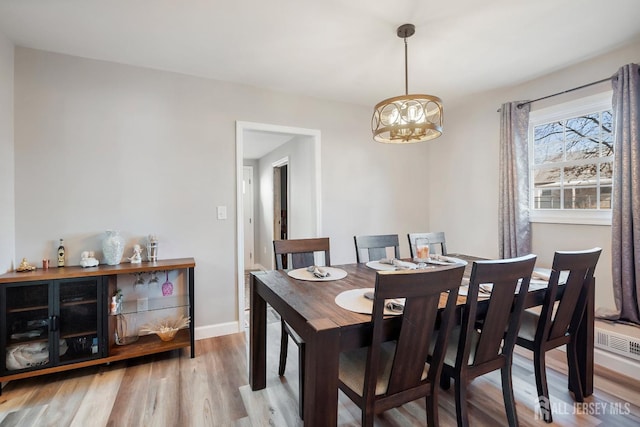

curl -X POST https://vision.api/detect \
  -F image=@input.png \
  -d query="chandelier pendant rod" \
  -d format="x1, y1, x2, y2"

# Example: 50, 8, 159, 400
404, 36, 409, 95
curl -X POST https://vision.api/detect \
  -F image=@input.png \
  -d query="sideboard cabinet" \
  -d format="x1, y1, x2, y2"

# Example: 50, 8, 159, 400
0, 258, 195, 394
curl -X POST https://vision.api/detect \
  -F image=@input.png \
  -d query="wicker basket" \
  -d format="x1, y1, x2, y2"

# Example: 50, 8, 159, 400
156, 327, 179, 341
140, 315, 190, 342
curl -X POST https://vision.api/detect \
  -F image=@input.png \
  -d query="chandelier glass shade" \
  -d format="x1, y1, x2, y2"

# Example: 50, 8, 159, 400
372, 24, 443, 144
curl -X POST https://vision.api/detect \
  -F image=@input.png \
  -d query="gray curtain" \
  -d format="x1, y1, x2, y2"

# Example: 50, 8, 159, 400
610, 63, 640, 324
499, 101, 531, 258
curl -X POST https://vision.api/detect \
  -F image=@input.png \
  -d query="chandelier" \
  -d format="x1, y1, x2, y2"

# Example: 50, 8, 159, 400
371, 24, 443, 143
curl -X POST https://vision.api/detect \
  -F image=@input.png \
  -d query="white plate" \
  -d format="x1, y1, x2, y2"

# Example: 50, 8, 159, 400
424, 256, 468, 266
457, 285, 491, 298
287, 266, 348, 281
334, 288, 403, 315
365, 261, 398, 271
458, 279, 550, 296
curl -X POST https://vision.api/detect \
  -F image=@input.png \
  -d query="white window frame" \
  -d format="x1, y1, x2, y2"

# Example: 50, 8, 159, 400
528, 92, 613, 226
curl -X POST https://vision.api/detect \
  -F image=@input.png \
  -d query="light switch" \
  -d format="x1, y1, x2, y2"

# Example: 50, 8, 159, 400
217, 205, 227, 220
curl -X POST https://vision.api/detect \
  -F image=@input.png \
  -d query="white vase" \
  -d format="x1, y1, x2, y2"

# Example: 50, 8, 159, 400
102, 230, 125, 265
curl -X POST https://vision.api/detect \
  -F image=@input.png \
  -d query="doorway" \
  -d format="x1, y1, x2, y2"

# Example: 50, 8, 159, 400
273, 160, 288, 267
236, 121, 322, 332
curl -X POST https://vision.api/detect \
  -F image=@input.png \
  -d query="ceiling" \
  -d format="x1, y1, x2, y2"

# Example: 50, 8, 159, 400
1, 0, 639, 110
243, 130, 296, 160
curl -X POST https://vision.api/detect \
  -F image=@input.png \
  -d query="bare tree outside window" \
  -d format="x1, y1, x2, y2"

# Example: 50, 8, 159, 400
532, 109, 613, 210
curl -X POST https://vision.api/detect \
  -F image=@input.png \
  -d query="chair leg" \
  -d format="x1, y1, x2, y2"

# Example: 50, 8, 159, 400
533, 349, 552, 423
298, 342, 305, 420
278, 320, 288, 376
454, 377, 469, 427
426, 389, 439, 427
501, 364, 519, 427
566, 339, 584, 402
361, 408, 375, 427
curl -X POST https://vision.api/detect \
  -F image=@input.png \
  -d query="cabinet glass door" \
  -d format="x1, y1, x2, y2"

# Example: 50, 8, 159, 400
3, 283, 51, 373
57, 278, 102, 364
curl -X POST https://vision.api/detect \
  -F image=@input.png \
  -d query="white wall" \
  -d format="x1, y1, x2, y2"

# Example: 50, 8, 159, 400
12, 48, 434, 334
0, 32, 14, 273
287, 136, 317, 240
430, 41, 640, 312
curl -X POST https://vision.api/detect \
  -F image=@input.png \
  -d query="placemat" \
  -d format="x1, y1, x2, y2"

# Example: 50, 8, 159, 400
287, 266, 348, 281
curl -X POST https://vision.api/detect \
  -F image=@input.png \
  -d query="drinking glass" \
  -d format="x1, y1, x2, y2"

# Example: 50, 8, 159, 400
414, 237, 430, 262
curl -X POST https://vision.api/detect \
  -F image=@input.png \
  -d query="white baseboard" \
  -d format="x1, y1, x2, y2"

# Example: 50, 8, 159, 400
195, 321, 241, 340
594, 347, 640, 381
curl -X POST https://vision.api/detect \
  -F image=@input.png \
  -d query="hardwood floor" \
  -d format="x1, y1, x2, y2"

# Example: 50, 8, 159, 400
1, 322, 639, 426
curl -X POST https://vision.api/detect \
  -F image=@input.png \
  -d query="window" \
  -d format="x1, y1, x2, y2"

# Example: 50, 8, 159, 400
529, 92, 613, 225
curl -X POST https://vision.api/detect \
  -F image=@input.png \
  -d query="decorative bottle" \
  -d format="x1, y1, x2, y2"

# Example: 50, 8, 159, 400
102, 230, 125, 266
146, 234, 158, 262
57, 239, 65, 267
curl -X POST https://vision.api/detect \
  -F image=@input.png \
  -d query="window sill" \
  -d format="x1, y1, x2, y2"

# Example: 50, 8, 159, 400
530, 210, 612, 226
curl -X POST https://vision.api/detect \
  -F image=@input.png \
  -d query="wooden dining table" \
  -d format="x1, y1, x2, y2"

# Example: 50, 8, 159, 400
248, 254, 594, 426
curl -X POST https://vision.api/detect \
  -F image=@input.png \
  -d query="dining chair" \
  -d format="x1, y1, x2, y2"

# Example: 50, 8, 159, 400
353, 234, 400, 263
437, 254, 537, 427
515, 247, 601, 423
338, 264, 465, 427
272, 237, 331, 419
407, 231, 448, 259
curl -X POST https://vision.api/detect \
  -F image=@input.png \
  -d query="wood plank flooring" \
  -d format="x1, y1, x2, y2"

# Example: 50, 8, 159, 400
1, 320, 639, 426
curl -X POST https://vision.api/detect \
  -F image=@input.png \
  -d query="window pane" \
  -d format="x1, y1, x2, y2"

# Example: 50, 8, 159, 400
565, 114, 601, 161
534, 122, 563, 164
600, 187, 612, 209
534, 168, 561, 209
600, 162, 613, 208
564, 187, 598, 209
601, 110, 613, 156
600, 161, 613, 180
537, 189, 561, 209
564, 164, 598, 184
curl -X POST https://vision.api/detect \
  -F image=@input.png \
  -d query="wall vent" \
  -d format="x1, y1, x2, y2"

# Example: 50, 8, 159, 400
595, 328, 640, 361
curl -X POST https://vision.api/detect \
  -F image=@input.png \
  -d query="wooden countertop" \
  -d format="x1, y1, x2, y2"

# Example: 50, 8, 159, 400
0, 258, 195, 283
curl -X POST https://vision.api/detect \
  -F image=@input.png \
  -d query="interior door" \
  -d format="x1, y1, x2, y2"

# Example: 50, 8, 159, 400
273, 166, 282, 245
273, 162, 289, 267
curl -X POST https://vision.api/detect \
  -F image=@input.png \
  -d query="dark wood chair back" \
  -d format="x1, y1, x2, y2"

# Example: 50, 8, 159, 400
273, 237, 331, 269
460, 254, 536, 370
440, 254, 536, 427
339, 265, 465, 426
407, 232, 448, 258
514, 247, 601, 422
538, 248, 601, 344
353, 234, 400, 263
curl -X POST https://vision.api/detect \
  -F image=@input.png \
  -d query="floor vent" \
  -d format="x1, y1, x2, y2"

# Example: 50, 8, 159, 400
595, 328, 640, 361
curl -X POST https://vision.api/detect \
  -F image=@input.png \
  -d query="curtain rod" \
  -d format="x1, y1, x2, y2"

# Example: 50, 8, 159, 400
496, 74, 618, 112
516, 76, 612, 109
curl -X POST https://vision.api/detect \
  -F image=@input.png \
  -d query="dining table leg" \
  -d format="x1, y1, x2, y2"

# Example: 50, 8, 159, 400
304, 318, 340, 426
249, 273, 267, 391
